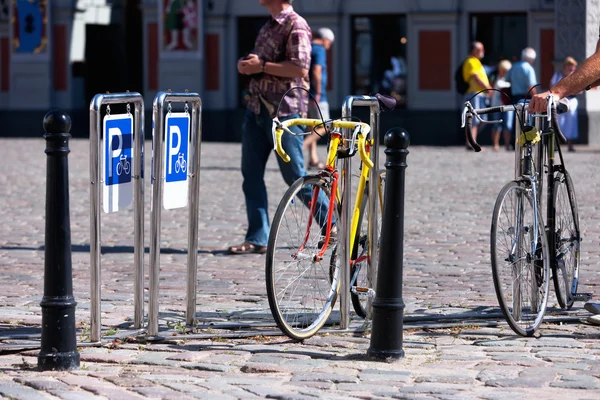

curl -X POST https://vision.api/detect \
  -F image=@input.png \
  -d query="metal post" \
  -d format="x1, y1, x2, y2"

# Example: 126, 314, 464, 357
367, 127, 409, 361
89, 93, 144, 342
38, 110, 80, 370
149, 91, 202, 337
340, 95, 381, 329
187, 98, 203, 326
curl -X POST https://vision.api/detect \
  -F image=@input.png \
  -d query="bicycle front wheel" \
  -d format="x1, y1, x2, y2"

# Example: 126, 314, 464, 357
491, 180, 550, 336
266, 176, 340, 341
552, 169, 580, 309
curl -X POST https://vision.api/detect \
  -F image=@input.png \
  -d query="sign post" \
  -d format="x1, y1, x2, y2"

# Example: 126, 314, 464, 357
90, 93, 145, 343
149, 91, 202, 337
339, 96, 381, 330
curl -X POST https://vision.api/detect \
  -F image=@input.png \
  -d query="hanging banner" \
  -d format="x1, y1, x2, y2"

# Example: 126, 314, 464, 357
160, 0, 202, 56
11, 0, 48, 54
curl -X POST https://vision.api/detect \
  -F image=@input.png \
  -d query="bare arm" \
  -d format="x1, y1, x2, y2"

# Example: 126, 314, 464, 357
238, 54, 308, 78
472, 74, 492, 90
530, 38, 600, 112
265, 61, 308, 79
550, 53, 600, 98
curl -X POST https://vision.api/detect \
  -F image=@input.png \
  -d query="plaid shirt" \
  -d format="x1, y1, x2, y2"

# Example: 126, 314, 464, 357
247, 6, 311, 117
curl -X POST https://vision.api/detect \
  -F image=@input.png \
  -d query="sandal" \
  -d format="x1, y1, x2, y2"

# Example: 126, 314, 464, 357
228, 241, 267, 255
308, 160, 326, 170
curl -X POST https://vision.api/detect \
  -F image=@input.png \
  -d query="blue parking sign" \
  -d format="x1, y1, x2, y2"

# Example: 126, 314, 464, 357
163, 113, 190, 209
103, 114, 134, 213
105, 117, 133, 185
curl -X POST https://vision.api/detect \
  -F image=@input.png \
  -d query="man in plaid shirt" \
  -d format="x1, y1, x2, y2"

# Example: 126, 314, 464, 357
229, 0, 331, 254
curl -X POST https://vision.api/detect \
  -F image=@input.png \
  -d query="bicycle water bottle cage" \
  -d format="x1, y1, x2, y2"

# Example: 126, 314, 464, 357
518, 125, 541, 147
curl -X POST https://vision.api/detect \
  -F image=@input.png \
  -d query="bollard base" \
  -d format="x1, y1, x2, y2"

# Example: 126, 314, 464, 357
38, 351, 80, 371
367, 347, 405, 361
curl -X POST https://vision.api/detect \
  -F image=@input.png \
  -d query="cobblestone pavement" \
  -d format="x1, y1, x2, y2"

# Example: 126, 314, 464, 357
1, 137, 600, 399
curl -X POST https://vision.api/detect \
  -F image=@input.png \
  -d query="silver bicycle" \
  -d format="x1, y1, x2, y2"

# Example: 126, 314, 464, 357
462, 95, 589, 336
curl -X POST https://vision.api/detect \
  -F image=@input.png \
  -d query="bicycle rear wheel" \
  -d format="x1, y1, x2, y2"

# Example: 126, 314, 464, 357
266, 176, 340, 341
350, 171, 385, 318
552, 168, 580, 309
491, 180, 550, 336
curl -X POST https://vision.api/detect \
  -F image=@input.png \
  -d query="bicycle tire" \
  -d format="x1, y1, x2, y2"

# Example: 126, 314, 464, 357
350, 171, 385, 318
551, 168, 580, 309
266, 175, 340, 341
491, 180, 550, 336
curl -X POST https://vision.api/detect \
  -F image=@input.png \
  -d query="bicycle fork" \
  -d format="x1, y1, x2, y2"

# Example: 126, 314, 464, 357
511, 149, 543, 319
293, 172, 339, 262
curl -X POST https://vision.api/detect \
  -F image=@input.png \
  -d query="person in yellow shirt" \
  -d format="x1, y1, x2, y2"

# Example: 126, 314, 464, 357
462, 41, 492, 149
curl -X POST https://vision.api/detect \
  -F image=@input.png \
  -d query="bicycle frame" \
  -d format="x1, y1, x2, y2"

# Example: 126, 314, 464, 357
322, 136, 383, 290
292, 131, 381, 288
295, 132, 342, 261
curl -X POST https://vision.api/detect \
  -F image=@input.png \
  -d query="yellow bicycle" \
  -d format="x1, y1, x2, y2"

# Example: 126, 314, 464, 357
265, 94, 395, 340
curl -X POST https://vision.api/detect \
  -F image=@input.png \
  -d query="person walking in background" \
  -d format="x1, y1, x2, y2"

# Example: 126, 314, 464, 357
304, 27, 335, 169
462, 41, 493, 149
491, 59, 514, 151
550, 57, 579, 152
230, 0, 321, 254
506, 47, 538, 101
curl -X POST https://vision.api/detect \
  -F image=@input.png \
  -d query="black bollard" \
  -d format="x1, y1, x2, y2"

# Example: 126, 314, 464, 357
38, 110, 80, 371
367, 127, 410, 361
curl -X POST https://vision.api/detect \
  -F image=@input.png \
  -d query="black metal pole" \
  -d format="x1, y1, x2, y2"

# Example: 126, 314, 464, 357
367, 127, 410, 361
38, 110, 80, 371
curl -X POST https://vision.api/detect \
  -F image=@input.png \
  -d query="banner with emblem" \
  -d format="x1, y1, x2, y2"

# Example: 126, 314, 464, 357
160, 0, 202, 57
11, 0, 48, 55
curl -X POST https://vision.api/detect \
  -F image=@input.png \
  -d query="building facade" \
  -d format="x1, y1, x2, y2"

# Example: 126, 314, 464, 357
1, 0, 599, 144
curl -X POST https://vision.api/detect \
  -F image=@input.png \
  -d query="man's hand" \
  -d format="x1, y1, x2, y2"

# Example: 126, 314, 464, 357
238, 54, 261, 75
529, 91, 559, 113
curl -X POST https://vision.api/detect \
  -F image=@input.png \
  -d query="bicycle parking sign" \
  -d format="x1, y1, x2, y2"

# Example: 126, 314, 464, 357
103, 114, 134, 213
163, 112, 190, 209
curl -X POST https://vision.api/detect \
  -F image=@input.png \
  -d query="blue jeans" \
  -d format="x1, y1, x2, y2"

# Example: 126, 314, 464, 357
241, 104, 331, 246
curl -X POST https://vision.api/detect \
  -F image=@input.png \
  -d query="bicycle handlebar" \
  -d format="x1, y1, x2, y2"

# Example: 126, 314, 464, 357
461, 97, 570, 152
548, 99, 569, 145
374, 93, 401, 111
273, 118, 373, 169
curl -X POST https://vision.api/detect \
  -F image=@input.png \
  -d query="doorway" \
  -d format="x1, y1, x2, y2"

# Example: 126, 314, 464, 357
236, 16, 269, 108
83, 0, 143, 104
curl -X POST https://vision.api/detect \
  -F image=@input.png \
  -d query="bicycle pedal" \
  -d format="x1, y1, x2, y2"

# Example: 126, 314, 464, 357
573, 293, 593, 302
317, 237, 336, 249
351, 286, 376, 298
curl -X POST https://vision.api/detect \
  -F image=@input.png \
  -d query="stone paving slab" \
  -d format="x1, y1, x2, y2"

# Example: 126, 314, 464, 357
1, 138, 600, 398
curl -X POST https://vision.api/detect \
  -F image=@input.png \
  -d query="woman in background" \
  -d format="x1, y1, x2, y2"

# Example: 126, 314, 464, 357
491, 60, 513, 151
550, 57, 579, 152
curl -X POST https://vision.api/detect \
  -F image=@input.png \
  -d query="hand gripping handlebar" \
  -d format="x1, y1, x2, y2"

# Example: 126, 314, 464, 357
546, 96, 569, 144
272, 118, 373, 169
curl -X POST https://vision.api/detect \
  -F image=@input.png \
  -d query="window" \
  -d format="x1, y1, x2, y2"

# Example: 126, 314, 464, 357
352, 15, 407, 108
